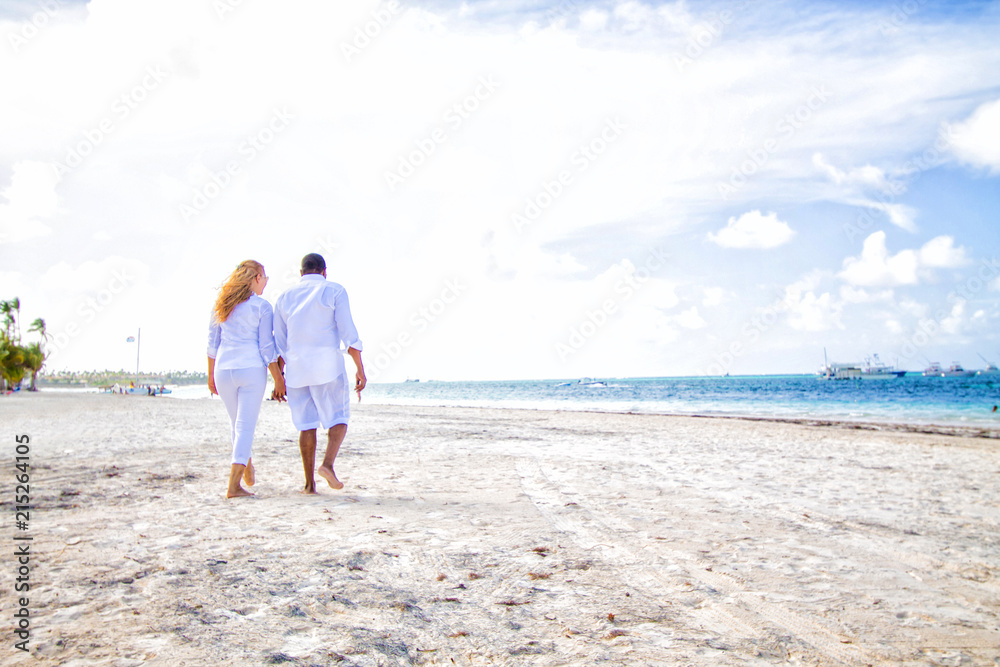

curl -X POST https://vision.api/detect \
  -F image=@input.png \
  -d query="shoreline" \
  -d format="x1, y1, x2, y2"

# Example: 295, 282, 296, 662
15, 388, 1000, 438
370, 402, 1000, 440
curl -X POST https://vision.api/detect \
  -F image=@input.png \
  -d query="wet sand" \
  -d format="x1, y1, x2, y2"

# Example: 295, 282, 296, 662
1, 392, 998, 665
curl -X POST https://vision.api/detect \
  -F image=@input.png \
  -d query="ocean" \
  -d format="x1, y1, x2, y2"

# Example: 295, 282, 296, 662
110, 374, 1000, 428
361, 375, 1000, 428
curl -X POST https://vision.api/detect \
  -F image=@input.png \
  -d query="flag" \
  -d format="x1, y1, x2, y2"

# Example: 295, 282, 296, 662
126, 336, 135, 342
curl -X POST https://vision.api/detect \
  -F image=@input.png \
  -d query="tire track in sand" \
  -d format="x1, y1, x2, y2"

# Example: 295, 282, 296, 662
633, 456, 1000, 629
515, 453, 884, 666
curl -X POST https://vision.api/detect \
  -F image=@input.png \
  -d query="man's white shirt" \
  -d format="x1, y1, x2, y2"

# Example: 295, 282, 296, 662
274, 274, 363, 388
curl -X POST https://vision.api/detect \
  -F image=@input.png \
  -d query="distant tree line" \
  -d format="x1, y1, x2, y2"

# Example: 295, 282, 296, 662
0, 298, 48, 393
41, 369, 209, 387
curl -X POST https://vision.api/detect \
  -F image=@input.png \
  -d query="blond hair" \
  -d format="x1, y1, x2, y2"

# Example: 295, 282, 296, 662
214, 260, 263, 323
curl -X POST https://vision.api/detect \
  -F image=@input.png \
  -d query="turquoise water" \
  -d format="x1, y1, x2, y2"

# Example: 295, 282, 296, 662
157, 373, 1000, 427
362, 374, 1000, 428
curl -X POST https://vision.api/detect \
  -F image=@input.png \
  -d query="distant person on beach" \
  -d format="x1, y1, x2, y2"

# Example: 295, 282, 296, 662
274, 252, 366, 494
208, 259, 287, 499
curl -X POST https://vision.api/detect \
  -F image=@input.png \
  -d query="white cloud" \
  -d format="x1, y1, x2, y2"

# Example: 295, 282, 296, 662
813, 154, 917, 232
898, 298, 928, 317
813, 153, 898, 194
839, 232, 915, 287
628, 305, 680, 348
0, 160, 59, 245
941, 300, 965, 334
787, 270, 825, 293
855, 199, 918, 233
786, 291, 842, 332
839, 232, 970, 287
783, 271, 843, 331
578, 9, 608, 31
0, 271, 27, 298
612, 1, 655, 30
702, 286, 725, 307
947, 98, 1000, 173
839, 285, 894, 304
918, 235, 969, 268
674, 306, 706, 329
39, 256, 150, 296
707, 210, 795, 249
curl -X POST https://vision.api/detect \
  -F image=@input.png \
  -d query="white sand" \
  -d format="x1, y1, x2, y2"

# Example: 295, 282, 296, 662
1, 392, 998, 666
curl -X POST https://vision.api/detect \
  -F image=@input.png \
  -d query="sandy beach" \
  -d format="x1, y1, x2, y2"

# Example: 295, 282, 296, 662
1, 392, 998, 666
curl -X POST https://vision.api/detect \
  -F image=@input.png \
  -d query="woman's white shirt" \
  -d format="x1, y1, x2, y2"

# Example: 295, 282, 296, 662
207, 294, 278, 370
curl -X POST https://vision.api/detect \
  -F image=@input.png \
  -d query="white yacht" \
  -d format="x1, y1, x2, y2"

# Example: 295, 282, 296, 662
922, 361, 944, 377
860, 354, 906, 379
941, 362, 975, 378
819, 351, 903, 380
976, 354, 1000, 376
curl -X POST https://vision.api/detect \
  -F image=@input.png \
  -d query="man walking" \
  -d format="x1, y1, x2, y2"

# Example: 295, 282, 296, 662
274, 253, 366, 493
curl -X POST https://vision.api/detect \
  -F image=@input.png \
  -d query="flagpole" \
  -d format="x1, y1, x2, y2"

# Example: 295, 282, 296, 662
135, 328, 141, 388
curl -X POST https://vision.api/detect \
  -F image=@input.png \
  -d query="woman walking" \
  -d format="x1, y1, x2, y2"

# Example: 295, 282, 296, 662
207, 260, 286, 498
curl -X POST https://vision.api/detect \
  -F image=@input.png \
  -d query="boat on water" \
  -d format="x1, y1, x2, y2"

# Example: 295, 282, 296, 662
922, 361, 975, 378
860, 354, 906, 379
922, 361, 944, 376
818, 362, 861, 380
556, 378, 608, 387
976, 354, 1000, 376
818, 348, 858, 380
940, 362, 975, 378
818, 351, 904, 380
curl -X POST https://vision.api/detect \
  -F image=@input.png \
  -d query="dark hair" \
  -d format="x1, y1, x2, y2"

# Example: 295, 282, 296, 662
301, 253, 326, 274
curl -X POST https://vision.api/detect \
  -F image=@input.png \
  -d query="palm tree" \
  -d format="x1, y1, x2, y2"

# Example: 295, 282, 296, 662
0, 335, 26, 391
23, 342, 44, 391
28, 317, 48, 344
0, 334, 9, 392
26, 318, 49, 391
10, 297, 21, 342
0, 300, 13, 342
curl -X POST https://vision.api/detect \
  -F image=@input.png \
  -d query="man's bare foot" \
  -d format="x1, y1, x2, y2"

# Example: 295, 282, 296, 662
317, 465, 343, 490
300, 481, 319, 495
243, 460, 255, 487
227, 486, 254, 499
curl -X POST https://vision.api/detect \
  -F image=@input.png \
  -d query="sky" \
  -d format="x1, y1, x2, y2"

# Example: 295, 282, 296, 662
1, 0, 998, 382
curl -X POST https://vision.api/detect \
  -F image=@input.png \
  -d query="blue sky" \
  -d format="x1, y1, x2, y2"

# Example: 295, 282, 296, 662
1, 0, 998, 381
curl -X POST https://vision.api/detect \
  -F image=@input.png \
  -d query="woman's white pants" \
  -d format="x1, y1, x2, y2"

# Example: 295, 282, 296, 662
214, 366, 266, 466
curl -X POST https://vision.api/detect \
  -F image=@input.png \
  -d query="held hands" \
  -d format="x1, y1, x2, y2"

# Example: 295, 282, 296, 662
268, 358, 286, 402
271, 375, 287, 402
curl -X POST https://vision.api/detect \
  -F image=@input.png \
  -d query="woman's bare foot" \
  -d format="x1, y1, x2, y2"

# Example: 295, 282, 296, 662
243, 459, 255, 487
228, 464, 253, 498
317, 465, 343, 490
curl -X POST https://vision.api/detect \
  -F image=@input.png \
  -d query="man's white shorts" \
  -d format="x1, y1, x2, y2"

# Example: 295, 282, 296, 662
287, 377, 351, 431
